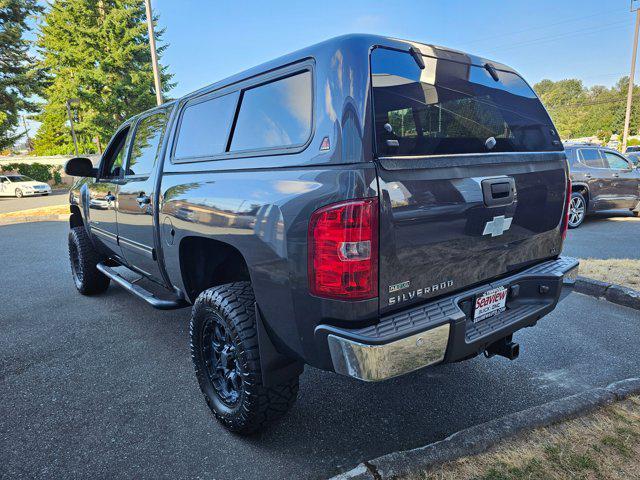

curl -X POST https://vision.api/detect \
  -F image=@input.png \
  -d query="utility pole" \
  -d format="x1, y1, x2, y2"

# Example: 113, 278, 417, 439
144, 0, 163, 106
623, 3, 640, 152
66, 98, 80, 157
21, 115, 32, 151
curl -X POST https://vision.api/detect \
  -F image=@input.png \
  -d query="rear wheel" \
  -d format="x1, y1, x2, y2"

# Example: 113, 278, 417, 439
190, 282, 299, 434
15, 188, 23, 198
568, 192, 586, 228
68, 226, 110, 295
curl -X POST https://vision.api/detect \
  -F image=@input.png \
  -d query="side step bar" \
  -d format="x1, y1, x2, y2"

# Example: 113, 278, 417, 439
97, 263, 189, 310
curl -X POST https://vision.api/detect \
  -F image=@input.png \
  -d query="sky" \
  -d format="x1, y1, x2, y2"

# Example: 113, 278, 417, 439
155, 0, 640, 99
19, 0, 640, 137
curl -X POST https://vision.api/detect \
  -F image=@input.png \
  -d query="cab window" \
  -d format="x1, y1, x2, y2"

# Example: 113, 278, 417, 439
126, 112, 169, 176
100, 126, 131, 179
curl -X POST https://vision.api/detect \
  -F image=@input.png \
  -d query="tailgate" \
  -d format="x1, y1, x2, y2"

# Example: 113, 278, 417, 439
370, 46, 568, 313
378, 153, 567, 313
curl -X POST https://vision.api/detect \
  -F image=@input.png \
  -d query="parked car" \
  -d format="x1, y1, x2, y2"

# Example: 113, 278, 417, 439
0, 174, 52, 197
65, 34, 578, 434
624, 145, 640, 153
564, 143, 640, 228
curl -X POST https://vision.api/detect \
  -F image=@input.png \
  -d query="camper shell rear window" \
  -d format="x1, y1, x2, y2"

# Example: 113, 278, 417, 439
371, 47, 562, 157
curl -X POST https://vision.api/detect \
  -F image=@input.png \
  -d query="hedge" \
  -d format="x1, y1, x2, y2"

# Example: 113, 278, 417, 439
0, 163, 63, 184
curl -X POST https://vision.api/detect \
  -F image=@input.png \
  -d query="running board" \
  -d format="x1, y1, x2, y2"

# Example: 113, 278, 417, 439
96, 263, 188, 310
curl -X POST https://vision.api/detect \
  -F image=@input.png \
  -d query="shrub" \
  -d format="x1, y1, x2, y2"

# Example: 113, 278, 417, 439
53, 166, 62, 184
0, 163, 54, 183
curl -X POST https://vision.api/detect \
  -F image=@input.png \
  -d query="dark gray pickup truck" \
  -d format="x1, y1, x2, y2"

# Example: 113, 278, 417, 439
65, 34, 578, 434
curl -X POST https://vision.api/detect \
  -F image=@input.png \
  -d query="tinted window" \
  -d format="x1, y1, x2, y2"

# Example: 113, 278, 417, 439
127, 112, 168, 176
579, 149, 605, 168
371, 48, 561, 156
626, 152, 640, 166
603, 151, 630, 170
230, 71, 312, 151
174, 92, 239, 159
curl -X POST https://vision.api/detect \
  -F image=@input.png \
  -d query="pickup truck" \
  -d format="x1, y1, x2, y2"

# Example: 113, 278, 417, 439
65, 34, 578, 434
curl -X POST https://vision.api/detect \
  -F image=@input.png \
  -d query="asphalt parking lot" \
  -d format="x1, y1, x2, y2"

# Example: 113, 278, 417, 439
1, 218, 640, 480
563, 210, 639, 259
0, 190, 68, 214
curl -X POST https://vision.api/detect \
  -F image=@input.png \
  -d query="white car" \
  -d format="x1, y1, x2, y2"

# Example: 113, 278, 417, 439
0, 175, 52, 198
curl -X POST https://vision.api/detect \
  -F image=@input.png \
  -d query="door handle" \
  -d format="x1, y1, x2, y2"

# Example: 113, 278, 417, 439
612, 173, 620, 178
136, 194, 151, 205
481, 177, 516, 207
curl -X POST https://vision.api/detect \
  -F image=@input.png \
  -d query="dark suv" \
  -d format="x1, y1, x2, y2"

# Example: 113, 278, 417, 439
565, 143, 640, 228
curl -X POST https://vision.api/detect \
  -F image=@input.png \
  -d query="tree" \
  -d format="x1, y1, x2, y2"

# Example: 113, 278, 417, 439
33, 0, 174, 155
534, 77, 640, 142
0, 0, 42, 150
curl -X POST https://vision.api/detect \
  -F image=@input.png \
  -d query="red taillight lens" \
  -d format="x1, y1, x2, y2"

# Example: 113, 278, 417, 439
308, 198, 379, 300
562, 175, 572, 240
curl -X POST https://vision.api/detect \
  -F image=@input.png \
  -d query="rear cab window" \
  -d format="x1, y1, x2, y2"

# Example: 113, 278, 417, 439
370, 47, 562, 157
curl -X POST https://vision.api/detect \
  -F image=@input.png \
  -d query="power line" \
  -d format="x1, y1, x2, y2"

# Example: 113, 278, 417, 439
457, 7, 629, 48
485, 20, 634, 54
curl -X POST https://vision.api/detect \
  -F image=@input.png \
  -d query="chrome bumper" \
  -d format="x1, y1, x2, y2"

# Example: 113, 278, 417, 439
327, 324, 450, 382
324, 256, 579, 382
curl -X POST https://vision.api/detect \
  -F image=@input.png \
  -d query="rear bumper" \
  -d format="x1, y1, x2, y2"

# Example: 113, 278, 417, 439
317, 256, 579, 382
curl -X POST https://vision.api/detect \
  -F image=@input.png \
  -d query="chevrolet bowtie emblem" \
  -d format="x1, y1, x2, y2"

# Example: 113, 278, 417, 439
483, 215, 513, 237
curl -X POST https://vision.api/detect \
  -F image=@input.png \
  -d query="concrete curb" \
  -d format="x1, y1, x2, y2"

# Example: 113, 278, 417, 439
0, 214, 69, 226
330, 377, 640, 480
575, 276, 640, 310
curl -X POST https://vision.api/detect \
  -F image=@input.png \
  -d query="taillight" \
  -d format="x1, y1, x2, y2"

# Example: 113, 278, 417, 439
308, 198, 378, 300
562, 175, 572, 240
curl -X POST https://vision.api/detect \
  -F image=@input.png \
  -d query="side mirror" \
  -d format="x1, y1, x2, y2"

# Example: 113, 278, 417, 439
65, 157, 97, 178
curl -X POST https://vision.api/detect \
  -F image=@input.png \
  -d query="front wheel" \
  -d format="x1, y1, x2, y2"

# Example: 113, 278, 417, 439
190, 282, 299, 434
68, 226, 110, 295
568, 192, 586, 229
15, 189, 23, 198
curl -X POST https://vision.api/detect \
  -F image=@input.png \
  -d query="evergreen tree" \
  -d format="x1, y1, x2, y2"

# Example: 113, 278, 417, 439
0, 0, 42, 150
34, 0, 173, 155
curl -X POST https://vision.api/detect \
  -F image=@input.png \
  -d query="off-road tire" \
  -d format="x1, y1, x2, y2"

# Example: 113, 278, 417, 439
568, 192, 586, 229
190, 282, 299, 434
68, 226, 110, 295
15, 188, 23, 198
